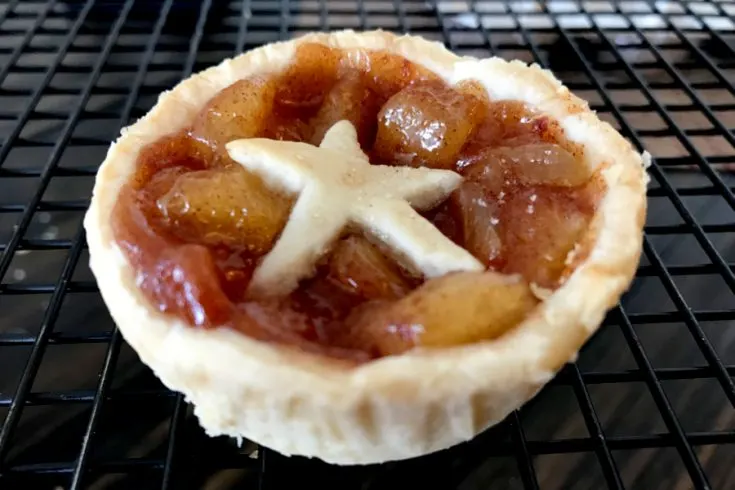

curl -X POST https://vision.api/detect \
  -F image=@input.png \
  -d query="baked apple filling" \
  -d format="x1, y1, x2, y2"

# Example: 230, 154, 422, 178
111, 43, 602, 362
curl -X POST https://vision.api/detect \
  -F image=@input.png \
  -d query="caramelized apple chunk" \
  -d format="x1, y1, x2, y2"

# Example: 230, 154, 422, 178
500, 187, 591, 288
373, 81, 482, 169
348, 272, 538, 356
462, 101, 533, 150
449, 182, 503, 267
210, 247, 257, 303
328, 236, 413, 301
468, 144, 590, 187
132, 133, 211, 188
140, 166, 192, 202
460, 101, 565, 163
309, 74, 383, 148
156, 166, 292, 254
461, 154, 513, 196
239, 298, 372, 363
357, 50, 438, 99
190, 76, 277, 152
276, 43, 340, 108
154, 244, 235, 327
112, 188, 234, 328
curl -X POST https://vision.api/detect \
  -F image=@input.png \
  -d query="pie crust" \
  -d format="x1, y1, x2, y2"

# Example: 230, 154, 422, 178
83, 30, 649, 465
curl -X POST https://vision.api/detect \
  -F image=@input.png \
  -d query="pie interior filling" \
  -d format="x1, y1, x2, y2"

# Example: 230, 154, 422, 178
112, 43, 605, 363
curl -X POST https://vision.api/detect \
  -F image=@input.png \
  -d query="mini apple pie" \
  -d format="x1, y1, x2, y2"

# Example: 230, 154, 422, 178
84, 30, 649, 465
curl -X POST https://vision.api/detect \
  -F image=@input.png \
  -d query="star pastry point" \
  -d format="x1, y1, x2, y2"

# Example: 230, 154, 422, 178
225, 121, 484, 297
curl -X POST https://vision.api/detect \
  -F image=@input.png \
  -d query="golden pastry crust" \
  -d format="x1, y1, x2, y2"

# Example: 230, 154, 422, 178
83, 30, 649, 465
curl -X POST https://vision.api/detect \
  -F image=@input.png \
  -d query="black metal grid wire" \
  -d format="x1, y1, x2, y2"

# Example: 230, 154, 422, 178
0, 0, 734, 489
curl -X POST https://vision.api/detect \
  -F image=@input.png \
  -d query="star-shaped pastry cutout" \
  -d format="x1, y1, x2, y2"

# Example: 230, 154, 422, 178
226, 120, 484, 298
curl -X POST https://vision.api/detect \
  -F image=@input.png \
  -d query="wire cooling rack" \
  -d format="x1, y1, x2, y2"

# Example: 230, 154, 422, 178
0, 0, 733, 489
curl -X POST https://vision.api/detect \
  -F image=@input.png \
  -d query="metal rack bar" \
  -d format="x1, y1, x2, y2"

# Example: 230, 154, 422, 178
6, 77, 725, 99
67, 3, 175, 487
600, 18, 735, 210
0, 225, 88, 462
0, 0, 99, 464
235, 0, 251, 55
0, 0, 18, 27
553, 22, 735, 404
553, 24, 712, 488
0, 0, 55, 84
643, 235, 735, 402
0, 362, 732, 403
157, 1, 215, 486
685, 1, 735, 70
438, 4, 542, 488
69, 330, 122, 489
161, 395, 186, 490
469, 0, 499, 54
0, 0, 96, 170
564, 17, 735, 403
1, 1, 733, 488
318, 0, 328, 32
356, 0, 368, 31
2, 429, 732, 476
596, 27, 735, 239
511, 15, 624, 490
279, 0, 289, 41
392, 0, 409, 33
510, 411, 541, 490
616, 305, 710, 488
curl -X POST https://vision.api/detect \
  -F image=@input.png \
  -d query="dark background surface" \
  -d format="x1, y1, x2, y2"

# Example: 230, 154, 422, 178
0, 1, 734, 489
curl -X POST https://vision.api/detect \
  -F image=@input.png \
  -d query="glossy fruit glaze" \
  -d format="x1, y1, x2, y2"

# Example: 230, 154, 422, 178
111, 43, 602, 363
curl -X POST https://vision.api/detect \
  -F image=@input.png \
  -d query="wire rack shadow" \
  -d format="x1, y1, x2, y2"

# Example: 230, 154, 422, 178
0, 0, 733, 489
